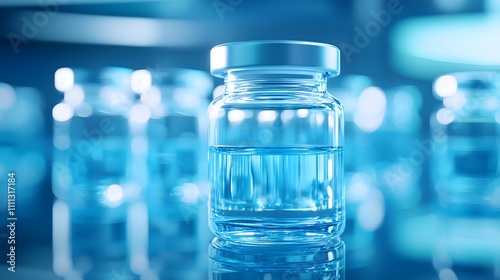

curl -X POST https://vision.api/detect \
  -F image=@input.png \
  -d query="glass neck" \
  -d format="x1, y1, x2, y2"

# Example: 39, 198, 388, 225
224, 70, 327, 95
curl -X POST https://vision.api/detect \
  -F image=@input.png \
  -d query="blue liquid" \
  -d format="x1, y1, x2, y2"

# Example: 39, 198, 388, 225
209, 146, 344, 244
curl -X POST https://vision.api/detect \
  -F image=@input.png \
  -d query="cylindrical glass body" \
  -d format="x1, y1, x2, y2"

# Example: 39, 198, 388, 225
431, 72, 500, 217
52, 67, 135, 279
129, 69, 213, 276
52, 67, 134, 213
209, 237, 345, 280
208, 41, 344, 244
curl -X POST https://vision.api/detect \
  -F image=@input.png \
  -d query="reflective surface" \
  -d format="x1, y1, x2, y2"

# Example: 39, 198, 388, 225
209, 237, 345, 280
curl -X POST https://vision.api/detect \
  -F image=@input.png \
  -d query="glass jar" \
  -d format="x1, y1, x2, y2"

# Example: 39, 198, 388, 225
126, 68, 213, 277
52, 67, 135, 213
52, 67, 136, 279
431, 71, 500, 217
208, 41, 344, 244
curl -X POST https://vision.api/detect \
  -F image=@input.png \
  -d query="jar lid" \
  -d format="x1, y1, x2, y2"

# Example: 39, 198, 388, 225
210, 40, 341, 78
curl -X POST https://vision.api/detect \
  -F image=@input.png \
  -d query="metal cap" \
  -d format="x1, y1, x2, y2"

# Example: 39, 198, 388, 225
210, 40, 341, 78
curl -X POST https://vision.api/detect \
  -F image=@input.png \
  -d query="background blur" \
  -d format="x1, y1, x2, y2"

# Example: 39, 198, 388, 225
0, 0, 499, 279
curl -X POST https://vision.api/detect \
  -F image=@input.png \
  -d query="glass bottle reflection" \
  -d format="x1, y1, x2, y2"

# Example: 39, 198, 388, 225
209, 237, 345, 280
53, 200, 137, 280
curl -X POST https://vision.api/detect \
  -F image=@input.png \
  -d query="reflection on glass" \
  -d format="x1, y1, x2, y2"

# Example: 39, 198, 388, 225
127, 68, 213, 278
209, 237, 345, 280
53, 200, 137, 280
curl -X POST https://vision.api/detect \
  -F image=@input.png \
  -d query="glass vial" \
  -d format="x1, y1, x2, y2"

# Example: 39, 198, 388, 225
208, 41, 345, 244
52, 67, 136, 280
126, 68, 213, 278
52, 67, 134, 211
431, 71, 500, 217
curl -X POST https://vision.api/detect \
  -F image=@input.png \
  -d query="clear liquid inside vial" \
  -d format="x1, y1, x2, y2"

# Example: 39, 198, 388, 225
209, 146, 344, 244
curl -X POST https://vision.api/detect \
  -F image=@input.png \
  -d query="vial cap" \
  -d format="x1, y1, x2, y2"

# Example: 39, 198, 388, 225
210, 40, 340, 78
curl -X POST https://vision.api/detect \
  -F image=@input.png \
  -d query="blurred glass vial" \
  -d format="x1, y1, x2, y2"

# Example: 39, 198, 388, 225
431, 71, 500, 217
